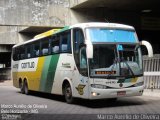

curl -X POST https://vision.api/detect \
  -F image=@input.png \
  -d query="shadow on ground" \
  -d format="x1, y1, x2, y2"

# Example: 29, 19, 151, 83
17, 90, 148, 108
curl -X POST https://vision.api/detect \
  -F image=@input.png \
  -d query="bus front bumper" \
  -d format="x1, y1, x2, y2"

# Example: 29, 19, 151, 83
89, 86, 144, 99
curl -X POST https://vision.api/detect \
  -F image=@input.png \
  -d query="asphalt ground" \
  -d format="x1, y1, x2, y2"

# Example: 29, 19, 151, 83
0, 80, 160, 120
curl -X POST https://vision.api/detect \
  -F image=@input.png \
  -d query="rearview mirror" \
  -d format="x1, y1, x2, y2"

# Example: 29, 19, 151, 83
140, 40, 153, 57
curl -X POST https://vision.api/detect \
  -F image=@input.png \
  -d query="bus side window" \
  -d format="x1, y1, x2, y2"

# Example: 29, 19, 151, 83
26, 44, 32, 59
32, 42, 40, 57
80, 47, 88, 76
41, 39, 49, 56
51, 35, 60, 54
73, 28, 87, 76
19, 46, 25, 60
13, 48, 17, 61
73, 28, 84, 53
16, 48, 20, 60
60, 30, 71, 53
80, 47, 87, 69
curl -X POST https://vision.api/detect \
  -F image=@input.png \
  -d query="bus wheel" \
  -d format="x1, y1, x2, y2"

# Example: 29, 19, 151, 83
64, 83, 74, 104
24, 80, 30, 95
19, 81, 24, 94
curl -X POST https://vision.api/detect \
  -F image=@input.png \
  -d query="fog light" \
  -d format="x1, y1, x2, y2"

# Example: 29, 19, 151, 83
92, 92, 97, 96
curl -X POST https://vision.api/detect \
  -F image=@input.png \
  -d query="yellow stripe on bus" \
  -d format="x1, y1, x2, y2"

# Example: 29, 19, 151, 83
34, 29, 61, 39
131, 77, 138, 83
33, 57, 45, 90
12, 57, 45, 91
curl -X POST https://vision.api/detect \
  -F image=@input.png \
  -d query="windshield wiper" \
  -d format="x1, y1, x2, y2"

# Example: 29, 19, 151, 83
121, 59, 135, 77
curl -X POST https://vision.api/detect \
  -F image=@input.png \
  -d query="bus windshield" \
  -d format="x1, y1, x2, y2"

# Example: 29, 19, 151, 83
86, 28, 143, 79
86, 28, 137, 43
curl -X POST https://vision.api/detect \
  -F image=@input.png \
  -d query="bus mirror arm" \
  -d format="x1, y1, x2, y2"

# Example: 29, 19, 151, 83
140, 40, 153, 57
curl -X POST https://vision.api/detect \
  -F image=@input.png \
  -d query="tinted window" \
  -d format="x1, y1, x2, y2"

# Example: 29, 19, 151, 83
80, 47, 88, 76
26, 44, 32, 59
19, 46, 25, 60
73, 28, 84, 53
73, 28, 87, 76
60, 30, 71, 53
13, 48, 18, 61
32, 42, 40, 57
13, 47, 24, 60
13, 30, 71, 60
51, 35, 60, 54
41, 40, 49, 56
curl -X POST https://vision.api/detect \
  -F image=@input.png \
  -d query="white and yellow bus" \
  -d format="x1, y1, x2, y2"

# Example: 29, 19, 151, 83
12, 22, 153, 103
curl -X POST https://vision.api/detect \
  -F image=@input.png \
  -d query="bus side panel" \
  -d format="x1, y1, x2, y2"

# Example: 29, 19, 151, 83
51, 54, 74, 95
31, 57, 45, 91
12, 55, 60, 93
12, 58, 43, 91
12, 72, 19, 88
39, 54, 60, 93
52, 54, 90, 99
12, 60, 20, 88
12, 71, 22, 88
39, 56, 52, 92
47, 55, 60, 93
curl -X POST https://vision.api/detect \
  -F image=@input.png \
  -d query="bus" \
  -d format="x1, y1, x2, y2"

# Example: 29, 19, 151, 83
12, 22, 153, 103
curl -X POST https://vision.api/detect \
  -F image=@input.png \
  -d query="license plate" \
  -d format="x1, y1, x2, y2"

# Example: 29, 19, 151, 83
117, 91, 126, 96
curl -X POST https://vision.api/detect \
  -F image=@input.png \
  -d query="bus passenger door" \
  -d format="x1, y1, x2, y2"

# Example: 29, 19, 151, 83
72, 28, 89, 99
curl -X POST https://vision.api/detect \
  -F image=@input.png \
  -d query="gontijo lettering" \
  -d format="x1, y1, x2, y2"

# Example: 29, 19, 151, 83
21, 62, 35, 69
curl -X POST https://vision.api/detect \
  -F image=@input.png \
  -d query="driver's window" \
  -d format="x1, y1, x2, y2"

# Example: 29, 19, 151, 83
80, 47, 88, 76
73, 28, 88, 76
80, 47, 87, 69
73, 28, 84, 54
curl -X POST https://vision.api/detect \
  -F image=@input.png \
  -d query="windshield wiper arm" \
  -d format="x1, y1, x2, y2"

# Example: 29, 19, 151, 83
122, 60, 135, 77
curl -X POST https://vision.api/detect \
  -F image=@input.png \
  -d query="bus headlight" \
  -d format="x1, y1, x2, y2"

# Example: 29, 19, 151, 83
91, 84, 107, 89
134, 81, 144, 87
92, 92, 97, 96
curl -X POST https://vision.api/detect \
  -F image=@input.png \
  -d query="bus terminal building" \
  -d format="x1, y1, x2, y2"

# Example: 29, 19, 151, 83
0, 0, 160, 89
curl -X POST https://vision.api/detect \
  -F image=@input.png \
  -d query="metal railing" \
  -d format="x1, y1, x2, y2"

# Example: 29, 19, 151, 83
143, 54, 160, 89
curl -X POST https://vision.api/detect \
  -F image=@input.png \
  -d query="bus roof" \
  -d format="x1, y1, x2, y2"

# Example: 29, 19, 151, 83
34, 29, 61, 39
13, 22, 135, 48
13, 26, 69, 48
70, 22, 134, 30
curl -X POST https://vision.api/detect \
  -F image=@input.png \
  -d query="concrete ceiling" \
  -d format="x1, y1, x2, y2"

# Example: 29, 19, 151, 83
71, 0, 160, 12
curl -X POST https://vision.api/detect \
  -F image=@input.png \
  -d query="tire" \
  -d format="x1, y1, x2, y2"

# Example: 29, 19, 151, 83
24, 81, 30, 95
19, 81, 24, 94
64, 83, 74, 104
